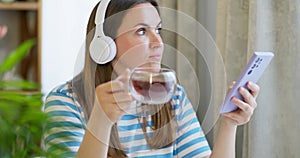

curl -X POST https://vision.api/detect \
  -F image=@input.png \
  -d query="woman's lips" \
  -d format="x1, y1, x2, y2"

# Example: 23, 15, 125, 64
149, 55, 161, 61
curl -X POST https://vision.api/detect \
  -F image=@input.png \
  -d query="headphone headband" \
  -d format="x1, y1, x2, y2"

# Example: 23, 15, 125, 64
95, 0, 111, 25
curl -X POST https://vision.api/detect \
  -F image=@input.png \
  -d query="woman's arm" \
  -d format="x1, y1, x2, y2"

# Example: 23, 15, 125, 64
77, 102, 113, 157
78, 130, 111, 157
209, 81, 260, 158
77, 70, 132, 157
207, 117, 237, 158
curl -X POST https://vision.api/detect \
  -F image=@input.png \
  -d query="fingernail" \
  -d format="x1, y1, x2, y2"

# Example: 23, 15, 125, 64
238, 87, 243, 93
248, 81, 254, 86
231, 97, 236, 102
231, 81, 235, 86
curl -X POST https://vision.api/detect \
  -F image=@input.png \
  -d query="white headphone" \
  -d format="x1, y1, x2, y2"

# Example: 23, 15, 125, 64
89, 0, 117, 64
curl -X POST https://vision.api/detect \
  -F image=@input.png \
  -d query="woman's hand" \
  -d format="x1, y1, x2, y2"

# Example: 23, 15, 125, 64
95, 69, 134, 123
222, 81, 260, 126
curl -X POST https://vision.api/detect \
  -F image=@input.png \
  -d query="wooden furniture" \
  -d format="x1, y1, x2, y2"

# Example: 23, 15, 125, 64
0, 0, 42, 91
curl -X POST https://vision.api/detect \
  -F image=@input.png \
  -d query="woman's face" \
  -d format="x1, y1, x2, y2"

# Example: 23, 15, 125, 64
112, 3, 163, 74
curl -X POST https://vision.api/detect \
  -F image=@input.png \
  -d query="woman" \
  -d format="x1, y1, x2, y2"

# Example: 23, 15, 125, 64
43, 0, 260, 157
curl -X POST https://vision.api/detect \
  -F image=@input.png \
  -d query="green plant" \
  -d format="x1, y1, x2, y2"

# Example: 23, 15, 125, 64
0, 38, 47, 157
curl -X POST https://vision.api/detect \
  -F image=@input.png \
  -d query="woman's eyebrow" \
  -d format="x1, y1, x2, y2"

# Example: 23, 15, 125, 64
133, 21, 162, 27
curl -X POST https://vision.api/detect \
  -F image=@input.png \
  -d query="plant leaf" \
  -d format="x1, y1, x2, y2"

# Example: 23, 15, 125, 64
0, 80, 39, 90
0, 39, 36, 76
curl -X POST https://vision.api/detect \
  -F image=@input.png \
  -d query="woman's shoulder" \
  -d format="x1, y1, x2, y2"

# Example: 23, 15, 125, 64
44, 82, 85, 118
170, 84, 188, 109
45, 82, 73, 99
173, 84, 187, 99
44, 82, 76, 110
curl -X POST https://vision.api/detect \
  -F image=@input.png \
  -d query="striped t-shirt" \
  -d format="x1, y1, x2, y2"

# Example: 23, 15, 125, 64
43, 83, 211, 157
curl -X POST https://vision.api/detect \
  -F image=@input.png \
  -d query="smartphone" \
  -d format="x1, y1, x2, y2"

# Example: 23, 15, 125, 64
219, 52, 274, 114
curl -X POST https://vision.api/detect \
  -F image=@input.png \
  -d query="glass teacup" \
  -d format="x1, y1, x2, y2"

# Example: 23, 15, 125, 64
129, 67, 177, 104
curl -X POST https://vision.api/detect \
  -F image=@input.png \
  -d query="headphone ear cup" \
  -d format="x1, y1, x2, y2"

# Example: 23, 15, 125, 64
102, 36, 117, 63
89, 35, 117, 64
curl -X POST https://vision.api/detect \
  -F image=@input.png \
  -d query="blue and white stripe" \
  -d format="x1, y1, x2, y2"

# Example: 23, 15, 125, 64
43, 83, 211, 157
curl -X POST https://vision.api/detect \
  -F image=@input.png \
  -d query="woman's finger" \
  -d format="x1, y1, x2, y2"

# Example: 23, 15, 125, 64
227, 81, 236, 94
231, 97, 253, 113
116, 69, 131, 91
112, 92, 134, 103
99, 90, 132, 105
238, 87, 257, 109
247, 82, 260, 98
116, 68, 131, 83
96, 80, 124, 94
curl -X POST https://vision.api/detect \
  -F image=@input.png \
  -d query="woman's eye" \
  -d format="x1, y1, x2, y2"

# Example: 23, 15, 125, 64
137, 28, 146, 35
155, 28, 162, 34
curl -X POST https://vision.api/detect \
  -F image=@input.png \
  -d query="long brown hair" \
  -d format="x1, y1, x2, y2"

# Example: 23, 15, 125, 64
72, 0, 176, 157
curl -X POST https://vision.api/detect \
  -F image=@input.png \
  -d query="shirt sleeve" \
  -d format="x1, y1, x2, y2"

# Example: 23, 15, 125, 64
172, 86, 212, 158
43, 84, 86, 157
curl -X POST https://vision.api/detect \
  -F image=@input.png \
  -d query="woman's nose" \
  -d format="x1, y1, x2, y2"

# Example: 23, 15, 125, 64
149, 31, 163, 49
